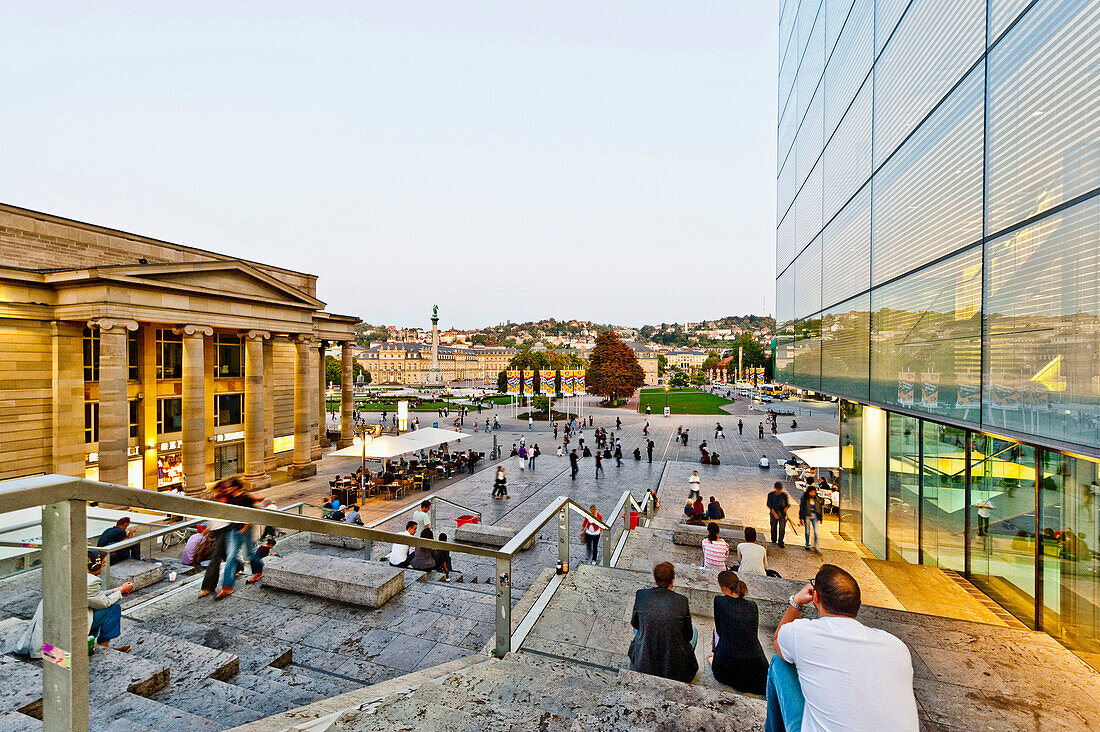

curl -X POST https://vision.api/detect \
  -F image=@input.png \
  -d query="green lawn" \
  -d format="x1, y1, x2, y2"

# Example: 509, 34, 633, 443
638, 387, 733, 415
325, 398, 472, 413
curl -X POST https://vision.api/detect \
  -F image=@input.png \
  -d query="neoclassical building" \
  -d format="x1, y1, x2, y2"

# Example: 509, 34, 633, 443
0, 202, 359, 493
358, 342, 517, 386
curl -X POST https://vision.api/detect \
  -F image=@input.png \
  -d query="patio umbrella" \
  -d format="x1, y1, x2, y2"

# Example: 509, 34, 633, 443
791, 446, 841, 469
777, 429, 839, 448
402, 427, 467, 450
328, 434, 422, 459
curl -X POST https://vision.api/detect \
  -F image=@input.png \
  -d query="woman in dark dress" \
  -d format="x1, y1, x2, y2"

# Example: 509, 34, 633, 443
709, 570, 768, 694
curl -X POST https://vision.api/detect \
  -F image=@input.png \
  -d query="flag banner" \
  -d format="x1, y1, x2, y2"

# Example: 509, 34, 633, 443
575, 370, 586, 395
523, 370, 535, 396
540, 370, 556, 395
991, 382, 1020, 410
507, 370, 520, 395
561, 369, 574, 396
897, 372, 915, 406
920, 372, 939, 409
955, 373, 980, 409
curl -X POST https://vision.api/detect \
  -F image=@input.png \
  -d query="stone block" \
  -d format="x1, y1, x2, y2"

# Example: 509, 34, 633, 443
667, 563, 808, 619
109, 560, 164, 591
454, 523, 535, 551
263, 552, 404, 608
672, 522, 766, 547
310, 532, 366, 550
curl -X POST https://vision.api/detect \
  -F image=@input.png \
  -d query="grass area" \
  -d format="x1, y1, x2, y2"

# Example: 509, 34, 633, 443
638, 387, 733, 415
325, 398, 473, 413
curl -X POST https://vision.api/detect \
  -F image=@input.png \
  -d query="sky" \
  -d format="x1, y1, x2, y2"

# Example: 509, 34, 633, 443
0, 2, 778, 329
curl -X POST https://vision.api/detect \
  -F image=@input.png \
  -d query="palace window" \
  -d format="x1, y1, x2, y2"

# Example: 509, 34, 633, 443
216, 334, 243, 377
215, 393, 244, 427
156, 330, 183, 379
83, 327, 99, 382
85, 402, 99, 443
157, 397, 183, 434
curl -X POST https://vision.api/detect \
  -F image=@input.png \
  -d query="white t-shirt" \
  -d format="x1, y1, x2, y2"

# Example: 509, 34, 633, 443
389, 535, 413, 566
777, 617, 918, 732
736, 542, 768, 576
414, 509, 431, 534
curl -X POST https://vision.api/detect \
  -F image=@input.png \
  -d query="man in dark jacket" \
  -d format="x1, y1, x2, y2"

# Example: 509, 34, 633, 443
628, 562, 698, 683
799, 485, 824, 552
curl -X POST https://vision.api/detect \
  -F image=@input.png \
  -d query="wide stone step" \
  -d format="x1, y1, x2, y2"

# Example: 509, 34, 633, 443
153, 681, 264, 728
87, 716, 158, 732
254, 664, 362, 698
118, 624, 239, 686
134, 615, 292, 674
96, 691, 223, 732
229, 672, 327, 710
0, 711, 40, 732
1, 648, 169, 718
157, 677, 296, 718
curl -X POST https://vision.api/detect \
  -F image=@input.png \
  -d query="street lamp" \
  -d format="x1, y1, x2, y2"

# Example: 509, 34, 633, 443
353, 423, 383, 494
664, 385, 670, 410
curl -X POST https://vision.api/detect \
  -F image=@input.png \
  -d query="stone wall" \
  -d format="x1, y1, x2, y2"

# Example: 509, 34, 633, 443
0, 318, 55, 479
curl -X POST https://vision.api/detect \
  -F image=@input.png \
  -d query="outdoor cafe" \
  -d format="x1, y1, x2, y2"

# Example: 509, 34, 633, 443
326, 427, 483, 504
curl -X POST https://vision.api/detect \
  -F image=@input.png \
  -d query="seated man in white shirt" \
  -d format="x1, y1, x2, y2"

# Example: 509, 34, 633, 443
388, 521, 419, 568
759, 455, 771, 469
766, 564, 919, 732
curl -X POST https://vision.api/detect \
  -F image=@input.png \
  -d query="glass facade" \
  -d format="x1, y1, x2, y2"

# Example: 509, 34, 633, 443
778, 0, 1100, 659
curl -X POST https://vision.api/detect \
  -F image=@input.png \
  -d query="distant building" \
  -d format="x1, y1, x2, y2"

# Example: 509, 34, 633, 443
357, 343, 516, 386
666, 349, 708, 374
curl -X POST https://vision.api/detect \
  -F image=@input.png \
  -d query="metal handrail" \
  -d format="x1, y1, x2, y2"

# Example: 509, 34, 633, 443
0, 473, 658, 732
365, 492, 482, 531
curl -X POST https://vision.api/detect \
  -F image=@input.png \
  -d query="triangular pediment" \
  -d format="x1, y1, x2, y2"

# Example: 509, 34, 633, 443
96, 261, 323, 308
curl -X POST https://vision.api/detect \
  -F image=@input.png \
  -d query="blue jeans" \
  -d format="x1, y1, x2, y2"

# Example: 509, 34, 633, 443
804, 515, 819, 551
222, 528, 263, 588
90, 603, 122, 643
765, 655, 805, 732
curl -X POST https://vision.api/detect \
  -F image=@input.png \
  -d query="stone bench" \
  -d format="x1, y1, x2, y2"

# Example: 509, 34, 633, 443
310, 532, 366, 550
263, 552, 404, 608
672, 522, 766, 547
454, 523, 535, 551
108, 560, 164, 591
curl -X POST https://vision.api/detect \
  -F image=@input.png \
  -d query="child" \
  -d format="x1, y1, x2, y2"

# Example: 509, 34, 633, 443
433, 532, 453, 581
256, 537, 277, 559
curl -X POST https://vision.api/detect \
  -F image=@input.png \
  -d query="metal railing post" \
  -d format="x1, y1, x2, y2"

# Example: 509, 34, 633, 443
494, 556, 511, 658
558, 505, 569, 571
601, 527, 612, 567
363, 539, 373, 561
429, 501, 437, 533
101, 551, 111, 590
42, 499, 89, 732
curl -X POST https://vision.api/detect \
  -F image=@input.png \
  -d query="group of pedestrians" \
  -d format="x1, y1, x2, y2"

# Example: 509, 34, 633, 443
627, 562, 919, 731
766, 480, 823, 552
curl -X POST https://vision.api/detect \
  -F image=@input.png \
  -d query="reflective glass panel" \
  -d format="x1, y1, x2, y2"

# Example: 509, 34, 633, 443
821, 293, 870, 401
872, 63, 984, 286
793, 317, 822, 391
985, 0, 1100, 234
794, 236, 822, 320
921, 422, 967, 571
839, 399, 864, 542
822, 79, 872, 224
870, 248, 983, 422
969, 436, 1037, 627
1039, 451, 1100, 652
821, 185, 871, 309
823, 0, 872, 138
983, 198, 1100, 450
887, 413, 920, 562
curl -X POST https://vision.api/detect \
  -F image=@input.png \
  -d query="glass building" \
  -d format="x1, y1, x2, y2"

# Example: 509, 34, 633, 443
775, 0, 1100, 658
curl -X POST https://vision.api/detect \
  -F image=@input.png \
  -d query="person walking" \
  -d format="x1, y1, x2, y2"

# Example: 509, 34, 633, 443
616, 417, 622, 430
493, 466, 510, 499
647, 439, 654, 463
595, 452, 604, 479
758, 422, 765, 439
767, 482, 791, 548
799, 485, 823, 552
529, 444, 538, 470
643, 420, 649, 436
217, 478, 264, 599
518, 444, 527, 470
528, 416, 533, 431
570, 449, 579, 480
715, 422, 725, 439
688, 470, 702, 500
614, 445, 623, 467
553, 423, 559, 440
582, 505, 603, 563
738, 419, 744, 436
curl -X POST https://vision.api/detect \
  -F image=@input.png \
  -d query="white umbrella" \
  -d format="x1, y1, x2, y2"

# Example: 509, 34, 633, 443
791, 446, 841, 469
402, 427, 466, 450
778, 429, 839, 448
328, 434, 422, 459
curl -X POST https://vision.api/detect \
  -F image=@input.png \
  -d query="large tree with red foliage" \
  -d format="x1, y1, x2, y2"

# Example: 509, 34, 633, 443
587, 331, 646, 402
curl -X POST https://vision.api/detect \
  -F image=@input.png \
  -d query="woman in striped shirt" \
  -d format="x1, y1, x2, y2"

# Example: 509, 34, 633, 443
701, 523, 730, 570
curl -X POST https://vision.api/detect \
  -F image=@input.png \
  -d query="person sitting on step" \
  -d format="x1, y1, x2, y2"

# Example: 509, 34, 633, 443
409, 527, 437, 571
433, 532, 453, 581
709, 570, 767, 695
388, 521, 418, 568
628, 562, 698, 683
87, 550, 134, 652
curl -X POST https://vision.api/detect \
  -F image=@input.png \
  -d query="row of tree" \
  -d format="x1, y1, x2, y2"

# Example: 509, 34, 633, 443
496, 331, 646, 401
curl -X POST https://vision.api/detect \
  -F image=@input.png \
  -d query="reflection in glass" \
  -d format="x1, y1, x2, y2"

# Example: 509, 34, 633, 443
920, 423, 966, 571
887, 414, 920, 562
968, 436, 1037, 626
793, 318, 822, 391
839, 400, 863, 543
983, 198, 1100, 450
871, 248, 982, 422
1040, 451, 1100, 654
821, 294, 870, 401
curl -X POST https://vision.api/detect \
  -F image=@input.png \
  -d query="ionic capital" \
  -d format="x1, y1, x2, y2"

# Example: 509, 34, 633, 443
240, 329, 271, 341
87, 318, 139, 333
292, 333, 316, 345
173, 324, 214, 338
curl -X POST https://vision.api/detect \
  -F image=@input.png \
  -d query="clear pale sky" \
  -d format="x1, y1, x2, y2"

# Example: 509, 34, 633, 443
0, 2, 778, 329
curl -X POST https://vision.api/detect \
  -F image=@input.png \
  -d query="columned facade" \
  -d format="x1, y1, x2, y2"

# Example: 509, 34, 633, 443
339, 341, 354, 447
0, 201, 358, 492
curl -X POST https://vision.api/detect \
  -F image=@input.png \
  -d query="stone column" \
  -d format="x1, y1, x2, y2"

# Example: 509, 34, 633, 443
90, 319, 138, 486
338, 341, 354, 447
318, 340, 329, 449
243, 330, 271, 490
288, 334, 317, 478
310, 344, 322, 459
179, 325, 213, 494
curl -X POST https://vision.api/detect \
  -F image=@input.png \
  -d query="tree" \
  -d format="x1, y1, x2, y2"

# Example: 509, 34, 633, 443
731, 333, 767, 368
657, 354, 668, 376
690, 370, 708, 386
325, 355, 369, 386
587, 330, 645, 402
701, 352, 721, 372
670, 370, 689, 387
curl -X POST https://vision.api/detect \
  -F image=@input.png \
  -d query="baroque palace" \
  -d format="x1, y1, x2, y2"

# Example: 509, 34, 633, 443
0, 202, 358, 493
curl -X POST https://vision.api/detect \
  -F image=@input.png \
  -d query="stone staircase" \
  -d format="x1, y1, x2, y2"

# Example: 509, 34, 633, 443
229, 650, 765, 732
